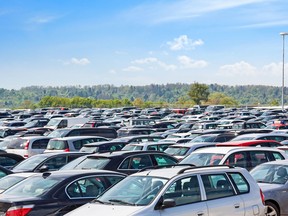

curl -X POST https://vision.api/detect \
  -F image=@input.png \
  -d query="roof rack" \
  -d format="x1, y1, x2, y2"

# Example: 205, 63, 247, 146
177, 165, 235, 174
138, 164, 195, 173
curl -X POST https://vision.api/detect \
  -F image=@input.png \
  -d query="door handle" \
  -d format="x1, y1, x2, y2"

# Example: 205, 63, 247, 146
197, 211, 204, 216
234, 203, 240, 208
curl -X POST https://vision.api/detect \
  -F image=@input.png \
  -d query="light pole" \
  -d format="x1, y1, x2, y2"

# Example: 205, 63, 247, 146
280, 32, 288, 111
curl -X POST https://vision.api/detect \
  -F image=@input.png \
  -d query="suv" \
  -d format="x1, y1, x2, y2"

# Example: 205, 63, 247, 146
66, 165, 266, 216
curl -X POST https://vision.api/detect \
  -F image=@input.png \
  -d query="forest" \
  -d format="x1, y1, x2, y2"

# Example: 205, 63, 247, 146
0, 83, 285, 109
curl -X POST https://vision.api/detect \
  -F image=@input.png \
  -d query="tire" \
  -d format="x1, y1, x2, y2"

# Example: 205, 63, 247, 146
266, 201, 280, 216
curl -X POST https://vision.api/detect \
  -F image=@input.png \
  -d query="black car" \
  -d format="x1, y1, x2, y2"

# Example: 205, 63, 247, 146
0, 170, 127, 215
60, 151, 179, 175
0, 152, 25, 169
11, 152, 89, 173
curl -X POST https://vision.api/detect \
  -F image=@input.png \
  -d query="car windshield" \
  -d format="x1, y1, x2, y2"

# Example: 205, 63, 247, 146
46, 140, 67, 150
250, 164, 288, 184
164, 147, 189, 156
122, 145, 143, 151
98, 176, 168, 206
180, 153, 225, 166
47, 129, 68, 138
4, 175, 62, 197
12, 154, 50, 171
62, 156, 110, 170
0, 176, 27, 191
189, 135, 216, 143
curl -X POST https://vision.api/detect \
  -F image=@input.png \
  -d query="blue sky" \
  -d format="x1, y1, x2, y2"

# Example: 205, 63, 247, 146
1, 0, 288, 89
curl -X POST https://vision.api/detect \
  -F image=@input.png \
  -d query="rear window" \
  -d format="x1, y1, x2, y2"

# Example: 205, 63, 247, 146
47, 140, 68, 150
71, 157, 110, 170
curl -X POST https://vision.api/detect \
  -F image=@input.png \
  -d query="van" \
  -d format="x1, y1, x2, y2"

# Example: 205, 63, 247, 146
44, 117, 90, 130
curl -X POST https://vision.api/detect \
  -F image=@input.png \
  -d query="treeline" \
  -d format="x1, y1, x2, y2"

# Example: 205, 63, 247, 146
0, 83, 285, 109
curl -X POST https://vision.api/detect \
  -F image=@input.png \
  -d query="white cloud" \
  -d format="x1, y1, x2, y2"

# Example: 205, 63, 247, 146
218, 61, 257, 76
68, 58, 90, 65
132, 57, 177, 70
178, 55, 208, 68
167, 35, 204, 51
122, 66, 143, 72
29, 15, 60, 24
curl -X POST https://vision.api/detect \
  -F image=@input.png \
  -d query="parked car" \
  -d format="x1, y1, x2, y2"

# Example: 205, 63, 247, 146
60, 151, 178, 175
44, 136, 109, 153
230, 133, 288, 142
216, 140, 284, 148
179, 146, 288, 171
80, 141, 128, 153
0, 170, 127, 215
11, 152, 89, 173
0, 166, 13, 179
188, 133, 236, 143
47, 127, 117, 140
66, 165, 266, 216
5, 136, 52, 158
117, 127, 156, 137
121, 141, 175, 152
0, 152, 25, 169
164, 142, 217, 161
112, 135, 164, 144
250, 160, 288, 216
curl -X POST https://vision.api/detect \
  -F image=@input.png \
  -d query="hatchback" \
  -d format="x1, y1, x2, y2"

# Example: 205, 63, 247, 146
179, 146, 287, 171
66, 165, 266, 216
250, 160, 288, 216
0, 170, 127, 215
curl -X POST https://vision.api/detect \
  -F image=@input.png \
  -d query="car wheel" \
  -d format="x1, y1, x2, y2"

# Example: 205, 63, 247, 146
266, 201, 280, 216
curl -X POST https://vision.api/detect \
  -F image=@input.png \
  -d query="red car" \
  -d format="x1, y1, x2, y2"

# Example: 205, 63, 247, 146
216, 140, 283, 148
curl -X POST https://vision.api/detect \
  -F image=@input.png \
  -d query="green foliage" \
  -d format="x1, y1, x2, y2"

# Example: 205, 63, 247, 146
206, 92, 238, 106
188, 82, 210, 105
0, 83, 287, 108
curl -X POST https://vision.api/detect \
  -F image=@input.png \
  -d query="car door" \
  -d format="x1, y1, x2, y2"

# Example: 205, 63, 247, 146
159, 175, 208, 216
200, 173, 245, 216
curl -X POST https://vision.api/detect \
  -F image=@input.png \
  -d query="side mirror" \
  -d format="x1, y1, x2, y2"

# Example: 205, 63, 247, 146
38, 165, 49, 172
161, 199, 176, 209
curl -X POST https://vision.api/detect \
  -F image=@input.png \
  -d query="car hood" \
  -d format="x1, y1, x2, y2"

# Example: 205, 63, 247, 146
66, 203, 144, 216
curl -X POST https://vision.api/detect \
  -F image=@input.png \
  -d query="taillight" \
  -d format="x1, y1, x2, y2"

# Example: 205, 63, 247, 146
24, 141, 30, 150
64, 148, 70, 152
260, 189, 265, 205
6, 205, 34, 216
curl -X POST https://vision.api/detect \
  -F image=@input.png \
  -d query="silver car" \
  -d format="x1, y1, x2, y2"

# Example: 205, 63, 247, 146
250, 160, 288, 216
65, 165, 266, 216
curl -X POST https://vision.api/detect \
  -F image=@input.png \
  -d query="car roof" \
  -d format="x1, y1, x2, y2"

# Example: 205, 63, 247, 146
90, 150, 170, 158
190, 146, 286, 154
132, 165, 244, 179
217, 140, 281, 146
169, 142, 216, 148
39, 169, 128, 177
50, 136, 107, 141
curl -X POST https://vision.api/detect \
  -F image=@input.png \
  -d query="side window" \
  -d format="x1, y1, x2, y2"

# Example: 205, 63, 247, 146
0, 156, 19, 167
201, 174, 234, 200
250, 151, 269, 167
42, 156, 67, 170
163, 176, 201, 206
228, 173, 249, 194
147, 145, 158, 151
68, 130, 81, 136
31, 140, 49, 149
154, 155, 177, 166
225, 152, 247, 169
129, 155, 153, 169
67, 176, 106, 198
272, 152, 285, 160
73, 140, 83, 150
105, 175, 125, 186
159, 144, 170, 152
118, 158, 130, 169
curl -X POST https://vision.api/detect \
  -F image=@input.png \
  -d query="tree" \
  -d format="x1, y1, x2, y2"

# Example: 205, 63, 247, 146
188, 82, 210, 105
207, 92, 238, 105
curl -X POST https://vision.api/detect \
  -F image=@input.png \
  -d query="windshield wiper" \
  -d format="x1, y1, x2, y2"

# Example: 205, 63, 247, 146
108, 199, 135, 206
90, 199, 110, 205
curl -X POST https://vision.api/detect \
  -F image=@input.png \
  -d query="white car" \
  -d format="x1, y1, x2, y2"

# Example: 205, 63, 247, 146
65, 165, 267, 216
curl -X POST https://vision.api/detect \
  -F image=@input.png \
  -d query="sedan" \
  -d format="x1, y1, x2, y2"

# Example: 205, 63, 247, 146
0, 170, 127, 215
250, 160, 288, 216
